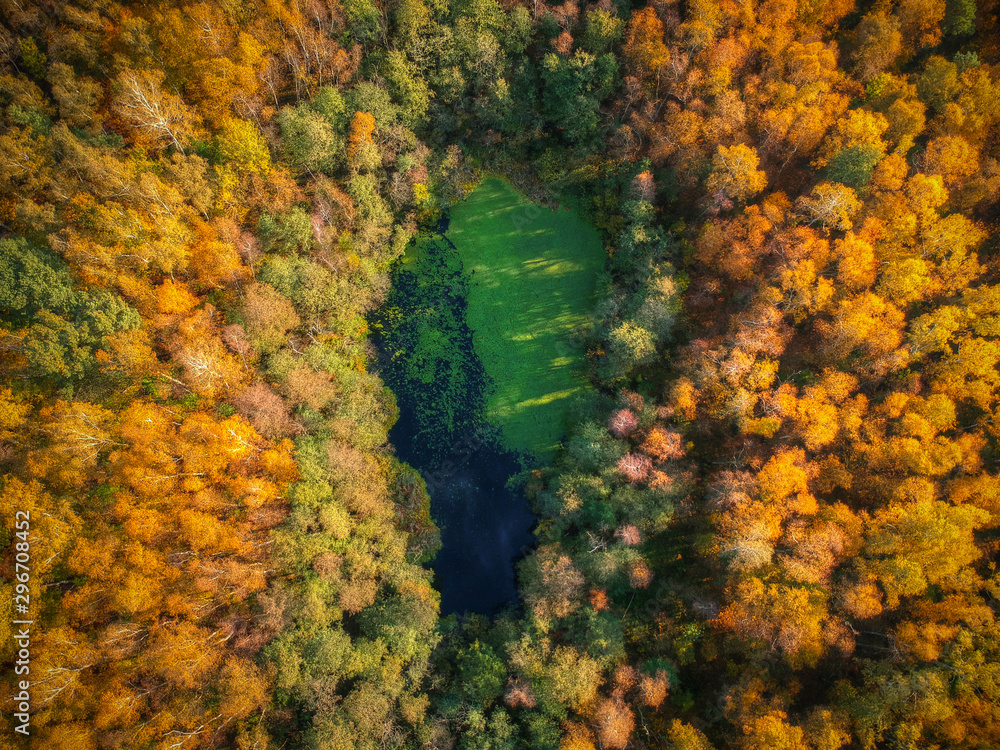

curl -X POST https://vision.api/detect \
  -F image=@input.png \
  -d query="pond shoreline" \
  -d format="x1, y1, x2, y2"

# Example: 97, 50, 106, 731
371, 176, 604, 615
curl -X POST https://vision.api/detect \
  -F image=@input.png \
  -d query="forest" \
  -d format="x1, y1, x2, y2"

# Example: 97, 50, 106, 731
0, 0, 998, 748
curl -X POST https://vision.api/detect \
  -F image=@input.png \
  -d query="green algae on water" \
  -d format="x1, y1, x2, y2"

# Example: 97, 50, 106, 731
448, 177, 606, 458
374, 178, 605, 461
372, 231, 487, 461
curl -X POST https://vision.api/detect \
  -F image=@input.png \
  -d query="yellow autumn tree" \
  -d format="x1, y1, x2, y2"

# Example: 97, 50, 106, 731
706, 144, 767, 203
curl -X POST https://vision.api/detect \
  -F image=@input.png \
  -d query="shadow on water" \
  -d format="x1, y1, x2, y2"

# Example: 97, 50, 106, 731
370, 216, 537, 615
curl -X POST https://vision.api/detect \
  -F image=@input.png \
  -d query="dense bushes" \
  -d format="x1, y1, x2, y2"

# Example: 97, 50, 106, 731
2, 0, 999, 748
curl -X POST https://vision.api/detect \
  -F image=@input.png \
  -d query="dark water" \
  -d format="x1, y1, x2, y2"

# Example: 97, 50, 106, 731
371, 223, 537, 615
387, 412, 536, 614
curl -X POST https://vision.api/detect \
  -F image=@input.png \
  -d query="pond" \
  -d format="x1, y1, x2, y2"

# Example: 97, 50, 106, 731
372, 177, 606, 614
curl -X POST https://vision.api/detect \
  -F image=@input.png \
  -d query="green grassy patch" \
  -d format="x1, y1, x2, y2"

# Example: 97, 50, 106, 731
448, 177, 606, 458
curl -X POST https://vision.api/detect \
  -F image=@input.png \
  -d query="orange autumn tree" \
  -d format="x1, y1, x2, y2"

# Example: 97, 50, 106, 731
348, 110, 377, 161
622, 7, 669, 85
9, 399, 297, 748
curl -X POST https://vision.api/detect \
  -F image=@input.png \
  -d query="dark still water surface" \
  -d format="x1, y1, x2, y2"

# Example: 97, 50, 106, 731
387, 412, 536, 615
371, 227, 537, 615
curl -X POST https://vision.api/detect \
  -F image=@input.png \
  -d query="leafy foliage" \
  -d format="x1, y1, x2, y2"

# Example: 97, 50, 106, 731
2, 1, 999, 749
